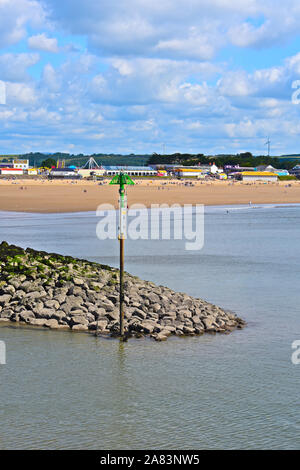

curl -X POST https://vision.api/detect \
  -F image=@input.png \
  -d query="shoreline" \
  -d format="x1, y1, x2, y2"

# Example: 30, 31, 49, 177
1, 201, 300, 217
0, 178, 300, 213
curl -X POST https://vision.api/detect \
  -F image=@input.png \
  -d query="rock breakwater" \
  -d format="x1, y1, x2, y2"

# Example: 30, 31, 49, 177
0, 242, 245, 340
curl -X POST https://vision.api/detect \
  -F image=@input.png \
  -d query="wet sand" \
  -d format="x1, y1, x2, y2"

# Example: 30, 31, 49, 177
0, 178, 300, 213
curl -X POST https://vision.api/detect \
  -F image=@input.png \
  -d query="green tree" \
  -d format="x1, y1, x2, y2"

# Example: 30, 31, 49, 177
41, 158, 57, 168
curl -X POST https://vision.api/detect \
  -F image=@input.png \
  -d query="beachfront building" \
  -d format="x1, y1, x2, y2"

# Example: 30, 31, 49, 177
25, 168, 38, 176
174, 164, 221, 178
77, 168, 105, 178
240, 171, 278, 182
13, 159, 29, 170
0, 159, 29, 174
0, 168, 24, 175
217, 172, 228, 180
210, 163, 220, 174
290, 165, 300, 179
104, 166, 157, 176
256, 165, 289, 176
174, 167, 207, 178
224, 165, 255, 175
0, 162, 13, 169
157, 169, 168, 176
49, 168, 80, 179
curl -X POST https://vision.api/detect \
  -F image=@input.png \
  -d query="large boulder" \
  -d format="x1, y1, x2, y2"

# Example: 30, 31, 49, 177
0, 294, 11, 306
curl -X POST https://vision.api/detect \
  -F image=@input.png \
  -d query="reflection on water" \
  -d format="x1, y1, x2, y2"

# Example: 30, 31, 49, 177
0, 204, 299, 449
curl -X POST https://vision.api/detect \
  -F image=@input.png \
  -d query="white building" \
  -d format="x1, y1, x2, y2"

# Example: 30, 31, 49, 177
104, 166, 157, 176
78, 168, 105, 178
13, 159, 29, 170
25, 168, 38, 175
175, 168, 208, 177
0, 168, 24, 175
49, 168, 79, 178
241, 171, 278, 182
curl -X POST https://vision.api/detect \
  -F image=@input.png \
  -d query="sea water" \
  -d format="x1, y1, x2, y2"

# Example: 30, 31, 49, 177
0, 204, 299, 449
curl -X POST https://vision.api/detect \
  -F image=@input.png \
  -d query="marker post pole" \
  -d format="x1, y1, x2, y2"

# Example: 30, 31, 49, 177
110, 172, 134, 338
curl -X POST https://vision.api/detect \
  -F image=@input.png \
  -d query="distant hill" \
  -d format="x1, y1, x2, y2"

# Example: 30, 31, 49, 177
0, 153, 151, 167
279, 154, 300, 161
2, 151, 300, 169
147, 153, 299, 169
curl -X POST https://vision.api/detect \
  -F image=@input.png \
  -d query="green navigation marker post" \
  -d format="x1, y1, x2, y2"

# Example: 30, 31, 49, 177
110, 172, 135, 338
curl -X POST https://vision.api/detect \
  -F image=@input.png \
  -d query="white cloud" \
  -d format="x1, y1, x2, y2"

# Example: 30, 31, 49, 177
0, 53, 40, 82
6, 82, 37, 105
0, 0, 46, 49
42, 63, 62, 92
217, 71, 253, 97
89, 58, 219, 107
3, 0, 300, 154
43, 0, 300, 60
28, 33, 59, 53
90, 133, 105, 139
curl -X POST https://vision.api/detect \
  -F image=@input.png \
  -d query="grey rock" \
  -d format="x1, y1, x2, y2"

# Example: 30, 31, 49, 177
68, 286, 86, 298
130, 301, 142, 308
60, 295, 84, 313
145, 292, 160, 304
177, 309, 193, 319
72, 324, 88, 331
183, 326, 195, 335
105, 309, 119, 322
0, 308, 14, 318
69, 309, 87, 316
0, 294, 12, 306
96, 299, 115, 311
69, 315, 89, 326
9, 279, 21, 290
2, 285, 15, 295
32, 302, 44, 315
152, 303, 161, 312
160, 316, 175, 326
107, 295, 118, 304
44, 319, 59, 329
89, 320, 108, 331
54, 287, 69, 296
53, 294, 66, 304
28, 318, 47, 327
19, 311, 35, 323
44, 299, 60, 310
52, 310, 67, 321
10, 312, 20, 322
140, 320, 157, 334
20, 281, 34, 293
87, 304, 98, 314
94, 307, 107, 320
90, 281, 104, 290
163, 325, 176, 333
194, 326, 204, 335
202, 318, 216, 330
37, 308, 55, 319
132, 308, 147, 320
15, 290, 26, 299
24, 291, 43, 300
153, 332, 168, 341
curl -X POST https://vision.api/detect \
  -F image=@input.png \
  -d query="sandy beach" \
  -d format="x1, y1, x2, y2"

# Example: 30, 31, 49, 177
0, 178, 300, 212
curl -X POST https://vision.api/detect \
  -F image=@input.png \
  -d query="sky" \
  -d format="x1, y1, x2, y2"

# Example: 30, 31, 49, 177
2, 1, 300, 155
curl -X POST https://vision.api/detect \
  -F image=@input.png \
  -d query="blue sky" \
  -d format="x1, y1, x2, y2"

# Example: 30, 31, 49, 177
2, 0, 300, 155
